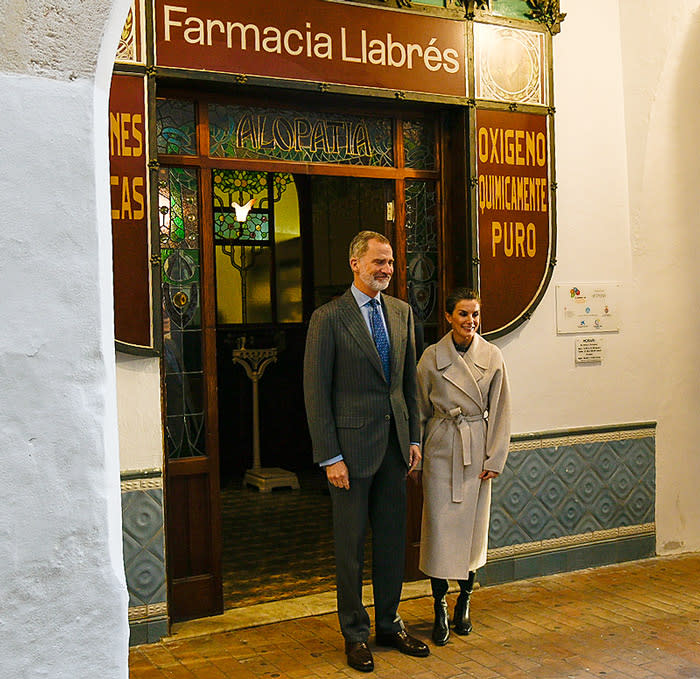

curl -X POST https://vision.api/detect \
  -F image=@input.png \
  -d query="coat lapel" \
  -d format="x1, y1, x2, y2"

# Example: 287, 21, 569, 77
338, 288, 386, 381
435, 332, 485, 410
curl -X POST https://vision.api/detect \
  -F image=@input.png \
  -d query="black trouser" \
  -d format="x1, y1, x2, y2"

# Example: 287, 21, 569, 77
328, 425, 406, 642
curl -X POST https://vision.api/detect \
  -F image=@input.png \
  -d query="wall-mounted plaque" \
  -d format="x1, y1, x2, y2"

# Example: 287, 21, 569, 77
556, 283, 621, 334
575, 337, 603, 364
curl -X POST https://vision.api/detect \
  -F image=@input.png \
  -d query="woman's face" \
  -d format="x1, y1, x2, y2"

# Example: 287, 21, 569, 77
445, 298, 480, 346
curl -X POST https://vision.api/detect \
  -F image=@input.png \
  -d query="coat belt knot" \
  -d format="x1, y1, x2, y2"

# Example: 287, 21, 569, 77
432, 407, 488, 502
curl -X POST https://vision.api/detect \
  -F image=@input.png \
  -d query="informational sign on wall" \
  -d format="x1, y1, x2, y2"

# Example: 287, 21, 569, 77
154, 0, 467, 97
556, 283, 620, 334
575, 337, 603, 363
109, 74, 152, 349
476, 109, 551, 334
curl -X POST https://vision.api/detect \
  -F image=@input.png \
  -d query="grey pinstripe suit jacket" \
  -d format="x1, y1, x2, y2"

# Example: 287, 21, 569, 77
303, 288, 420, 478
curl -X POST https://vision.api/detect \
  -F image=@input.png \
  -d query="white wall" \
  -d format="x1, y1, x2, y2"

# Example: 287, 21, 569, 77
497, 0, 653, 433
0, 1, 131, 676
116, 355, 163, 471
495, 0, 700, 554
618, 0, 700, 553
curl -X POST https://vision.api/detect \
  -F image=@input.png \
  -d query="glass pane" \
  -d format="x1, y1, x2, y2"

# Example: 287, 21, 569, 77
490, 0, 531, 20
159, 166, 199, 250
215, 246, 272, 324
403, 119, 436, 170
165, 414, 205, 459
274, 176, 302, 323
156, 98, 196, 155
209, 104, 394, 166
159, 166, 205, 459
405, 180, 439, 330
213, 169, 271, 242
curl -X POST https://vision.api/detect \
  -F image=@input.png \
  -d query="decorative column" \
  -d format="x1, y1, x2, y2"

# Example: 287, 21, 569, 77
232, 341, 300, 493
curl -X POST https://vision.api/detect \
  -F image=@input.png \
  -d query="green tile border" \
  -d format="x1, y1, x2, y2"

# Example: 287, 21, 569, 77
129, 618, 169, 647
479, 534, 655, 587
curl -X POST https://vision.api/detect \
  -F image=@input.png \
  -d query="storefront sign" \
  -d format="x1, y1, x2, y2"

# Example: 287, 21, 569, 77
155, 0, 466, 97
476, 109, 551, 334
110, 74, 152, 348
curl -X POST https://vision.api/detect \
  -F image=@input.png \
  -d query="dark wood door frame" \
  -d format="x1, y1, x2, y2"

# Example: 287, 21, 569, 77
163, 92, 453, 619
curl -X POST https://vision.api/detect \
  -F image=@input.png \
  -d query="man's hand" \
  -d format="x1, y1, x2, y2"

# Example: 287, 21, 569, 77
408, 444, 421, 473
325, 460, 350, 490
479, 469, 499, 480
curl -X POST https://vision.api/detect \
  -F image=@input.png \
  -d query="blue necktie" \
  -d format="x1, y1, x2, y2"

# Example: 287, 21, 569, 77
368, 298, 391, 384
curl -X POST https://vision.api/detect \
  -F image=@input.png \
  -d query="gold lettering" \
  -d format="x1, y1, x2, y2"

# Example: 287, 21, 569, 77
491, 221, 502, 257
110, 176, 120, 219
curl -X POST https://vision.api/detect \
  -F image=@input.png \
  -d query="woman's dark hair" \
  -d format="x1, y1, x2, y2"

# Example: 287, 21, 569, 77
445, 288, 481, 314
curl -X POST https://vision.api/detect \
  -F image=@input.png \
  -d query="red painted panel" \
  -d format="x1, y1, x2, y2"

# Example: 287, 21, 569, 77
109, 74, 151, 348
476, 109, 551, 334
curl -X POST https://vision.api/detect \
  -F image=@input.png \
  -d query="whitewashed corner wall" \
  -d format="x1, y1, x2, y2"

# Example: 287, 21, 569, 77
617, 0, 700, 554
495, 0, 700, 556
0, 1, 132, 677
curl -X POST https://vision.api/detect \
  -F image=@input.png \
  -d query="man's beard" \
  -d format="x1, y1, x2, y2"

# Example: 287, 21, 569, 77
361, 270, 391, 292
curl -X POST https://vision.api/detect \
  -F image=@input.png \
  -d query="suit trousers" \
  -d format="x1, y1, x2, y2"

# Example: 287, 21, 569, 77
328, 421, 407, 642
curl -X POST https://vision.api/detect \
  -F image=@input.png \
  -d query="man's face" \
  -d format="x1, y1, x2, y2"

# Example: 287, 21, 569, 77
351, 239, 394, 295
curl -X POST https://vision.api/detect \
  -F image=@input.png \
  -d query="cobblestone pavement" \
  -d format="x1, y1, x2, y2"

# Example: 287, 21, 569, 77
130, 553, 700, 678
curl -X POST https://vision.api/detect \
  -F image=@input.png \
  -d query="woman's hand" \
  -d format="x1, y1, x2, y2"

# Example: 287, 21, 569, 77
479, 469, 499, 480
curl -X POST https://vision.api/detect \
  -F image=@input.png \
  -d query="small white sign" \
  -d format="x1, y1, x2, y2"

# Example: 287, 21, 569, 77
556, 283, 621, 334
576, 337, 603, 364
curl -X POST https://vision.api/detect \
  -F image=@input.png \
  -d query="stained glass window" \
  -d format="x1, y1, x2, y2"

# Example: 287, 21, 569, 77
213, 169, 271, 243
403, 119, 437, 170
209, 104, 394, 167
213, 170, 299, 324
215, 245, 273, 324
405, 180, 439, 335
159, 166, 205, 459
156, 98, 197, 155
490, 0, 531, 20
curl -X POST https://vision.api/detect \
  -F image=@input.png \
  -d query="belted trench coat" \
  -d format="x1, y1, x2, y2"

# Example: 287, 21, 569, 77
417, 331, 511, 578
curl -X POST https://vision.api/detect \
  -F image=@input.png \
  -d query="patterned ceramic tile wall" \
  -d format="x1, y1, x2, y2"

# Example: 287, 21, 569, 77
121, 473, 167, 645
490, 428, 655, 549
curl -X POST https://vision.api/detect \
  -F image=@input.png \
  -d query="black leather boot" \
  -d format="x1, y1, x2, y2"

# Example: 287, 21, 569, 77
453, 572, 475, 635
430, 577, 450, 646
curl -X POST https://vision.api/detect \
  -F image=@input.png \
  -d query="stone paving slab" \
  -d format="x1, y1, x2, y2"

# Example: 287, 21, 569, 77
130, 553, 700, 678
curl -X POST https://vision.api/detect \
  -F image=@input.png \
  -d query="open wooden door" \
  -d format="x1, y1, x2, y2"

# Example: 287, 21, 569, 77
160, 165, 223, 621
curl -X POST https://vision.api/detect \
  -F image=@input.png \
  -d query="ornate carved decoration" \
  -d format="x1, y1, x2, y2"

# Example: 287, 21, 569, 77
525, 0, 566, 34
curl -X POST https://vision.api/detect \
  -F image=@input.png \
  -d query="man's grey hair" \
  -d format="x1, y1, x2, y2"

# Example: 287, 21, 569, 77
348, 230, 391, 262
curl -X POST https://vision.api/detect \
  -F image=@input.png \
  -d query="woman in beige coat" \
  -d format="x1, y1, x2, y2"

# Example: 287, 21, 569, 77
417, 288, 511, 646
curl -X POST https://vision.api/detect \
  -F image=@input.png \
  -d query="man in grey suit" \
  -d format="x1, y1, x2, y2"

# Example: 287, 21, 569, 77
304, 231, 430, 672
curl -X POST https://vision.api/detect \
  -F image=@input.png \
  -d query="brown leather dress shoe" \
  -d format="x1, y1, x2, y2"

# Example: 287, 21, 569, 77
345, 640, 374, 672
375, 629, 430, 657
